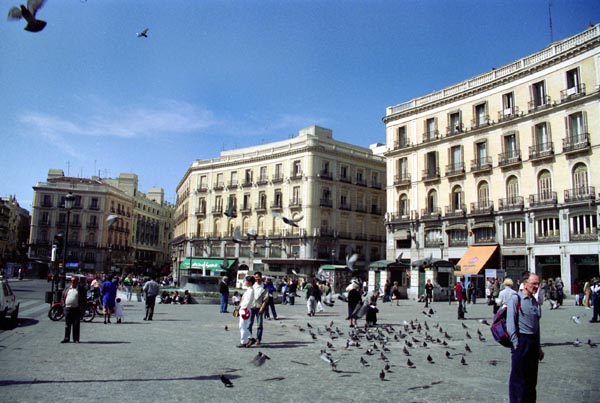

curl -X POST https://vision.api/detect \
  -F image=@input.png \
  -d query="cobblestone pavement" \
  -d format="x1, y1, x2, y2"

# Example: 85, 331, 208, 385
0, 291, 598, 403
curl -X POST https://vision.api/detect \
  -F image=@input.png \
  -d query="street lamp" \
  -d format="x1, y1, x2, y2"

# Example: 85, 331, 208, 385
439, 240, 444, 259
61, 192, 75, 290
331, 249, 335, 265
177, 244, 184, 288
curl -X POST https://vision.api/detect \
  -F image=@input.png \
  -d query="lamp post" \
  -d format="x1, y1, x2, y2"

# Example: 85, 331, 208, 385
61, 192, 75, 290
177, 244, 184, 288
331, 249, 335, 265
439, 240, 444, 259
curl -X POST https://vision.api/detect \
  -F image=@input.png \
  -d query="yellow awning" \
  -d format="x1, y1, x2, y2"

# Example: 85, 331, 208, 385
455, 245, 498, 275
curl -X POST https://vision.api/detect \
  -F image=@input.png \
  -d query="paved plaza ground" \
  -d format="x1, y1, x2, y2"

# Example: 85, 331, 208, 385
0, 284, 599, 403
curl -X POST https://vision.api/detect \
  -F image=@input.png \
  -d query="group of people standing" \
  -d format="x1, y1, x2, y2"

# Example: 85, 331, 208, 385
237, 272, 270, 348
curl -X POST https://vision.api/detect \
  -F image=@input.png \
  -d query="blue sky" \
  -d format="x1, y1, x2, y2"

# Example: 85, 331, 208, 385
1, 0, 598, 210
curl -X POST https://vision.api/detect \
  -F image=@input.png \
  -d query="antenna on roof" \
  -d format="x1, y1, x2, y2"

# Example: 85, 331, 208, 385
548, 0, 554, 43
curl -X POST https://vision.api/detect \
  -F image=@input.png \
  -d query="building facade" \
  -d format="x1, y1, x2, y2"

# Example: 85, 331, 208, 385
29, 170, 173, 275
174, 125, 386, 286
0, 196, 30, 273
384, 25, 600, 297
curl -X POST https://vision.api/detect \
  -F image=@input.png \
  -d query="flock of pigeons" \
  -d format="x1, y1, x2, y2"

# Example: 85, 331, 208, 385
219, 313, 500, 388
8, 0, 149, 37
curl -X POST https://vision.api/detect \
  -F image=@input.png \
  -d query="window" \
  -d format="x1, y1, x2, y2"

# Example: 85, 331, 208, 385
533, 122, 551, 150
215, 196, 223, 210
42, 194, 52, 207
397, 126, 408, 148
530, 81, 547, 109
474, 103, 488, 127
426, 189, 437, 213
292, 186, 300, 204
340, 165, 349, 180
293, 160, 302, 177
536, 217, 559, 238
216, 173, 224, 188
502, 92, 514, 114
476, 141, 487, 160
258, 192, 267, 209
259, 166, 267, 182
340, 191, 349, 209
274, 190, 282, 207
398, 194, 409, 216
565, 68, 581, 95
199, 175, 207, 189
41, 211, 50, 224
244, 169, 252, 185
572, 163, 588, 191
322, 160, 330, 174
566, 112, 587, 143
570, 213, 597, 235
242, 194, 251, 210
425, 118, 437, 141
506, 176, 519, 203
425, 151, 438, 178
504, 220, 525, 241
230, 171, 238, 187
356, 168, 364, 184
257, 216, 265, 236
425, 228, 442, 246
397, 158, 408, 181
477, 181, 490, 206
451, 186, 463, 211
538, 170, 552, 200
450, 145, 463, 170
274, 163, 283, 181
227, 195, 237, 210
504, 132, 518, 159
449, 111, 462, 134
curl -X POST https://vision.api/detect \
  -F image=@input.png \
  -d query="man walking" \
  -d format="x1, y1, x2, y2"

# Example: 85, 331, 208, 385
219, 276, 229, 313
61, 276, 87, 343
248, 271, 268, 346
589, 278, 600, 323
142, 276, 160, 321
507, 272, 544, 403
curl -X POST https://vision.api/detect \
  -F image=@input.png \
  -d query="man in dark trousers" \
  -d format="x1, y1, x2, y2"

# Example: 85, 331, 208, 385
219, 276, 229, 313
142, 276, 160, 321
61, 276, 87, 343
507, 272, 544, 403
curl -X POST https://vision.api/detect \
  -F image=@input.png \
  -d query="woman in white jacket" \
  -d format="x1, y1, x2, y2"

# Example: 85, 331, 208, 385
238, 276, 256, 348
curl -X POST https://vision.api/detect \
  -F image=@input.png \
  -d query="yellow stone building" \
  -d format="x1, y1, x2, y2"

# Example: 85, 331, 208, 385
384, 25, 600, 297
174, 125, 386, 287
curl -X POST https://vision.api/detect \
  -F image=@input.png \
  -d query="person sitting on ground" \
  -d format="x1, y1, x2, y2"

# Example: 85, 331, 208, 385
160, 291, 172, 304
172, 291, 182, 304
182, 290, 194, 304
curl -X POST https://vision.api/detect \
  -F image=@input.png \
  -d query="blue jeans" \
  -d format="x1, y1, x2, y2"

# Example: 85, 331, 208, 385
249, 308, 263, 342
219, 294, 228, 313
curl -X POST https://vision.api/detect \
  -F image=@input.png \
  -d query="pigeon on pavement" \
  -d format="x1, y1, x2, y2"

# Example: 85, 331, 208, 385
220, 374, 233, 387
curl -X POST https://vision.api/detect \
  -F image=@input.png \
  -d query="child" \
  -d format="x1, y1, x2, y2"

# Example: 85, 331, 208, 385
232, 291, 240, 306
114, 297, 124, 324
366, 297, 379, 327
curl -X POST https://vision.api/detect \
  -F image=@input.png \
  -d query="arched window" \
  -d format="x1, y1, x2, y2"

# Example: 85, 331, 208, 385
477, 181, 489, 206
537, 170, 552, 200
242, 217, 250, 236
426, 189, 437, 213
572, 163, 588, 192
213, 218, 220, 235
398, 193, 409, 216
506, 176, 519, 203
257, 216, 265, 236
451, 185, 463, 211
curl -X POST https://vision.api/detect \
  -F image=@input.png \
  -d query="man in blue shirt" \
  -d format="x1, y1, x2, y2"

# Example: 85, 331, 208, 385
507, 272, 544, 403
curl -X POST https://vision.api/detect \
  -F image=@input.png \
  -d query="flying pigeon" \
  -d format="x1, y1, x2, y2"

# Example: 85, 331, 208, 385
7, 0, 47, 32
106, 215, 121, 227
247, 227, 257, 240
224, 205, 237, 218
271, 212, 303, 227
251, 352, 271, 366
346, 251, 359, 272
571, 316, 581, 324
319, 350, 339, 370
137, 28, 149, 38
220, 374, 233, 387
232, 227, 244, 243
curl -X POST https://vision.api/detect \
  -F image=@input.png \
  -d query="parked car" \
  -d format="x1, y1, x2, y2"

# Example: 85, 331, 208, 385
0, 276, 20, 328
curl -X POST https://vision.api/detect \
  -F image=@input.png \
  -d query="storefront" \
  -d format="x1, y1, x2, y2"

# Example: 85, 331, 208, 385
570, 254, 599, 283
369, 260, 409, 299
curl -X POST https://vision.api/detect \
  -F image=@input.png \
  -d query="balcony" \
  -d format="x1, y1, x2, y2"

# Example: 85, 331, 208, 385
535, 232, 560, 243
528, 192, 557, 208
40, 201, 53, 208
471, 157, 493, 173
371, 181, 383, 189
444, 204, 466, 217
504, 236, 526, 245
213, 182, 224, 191
421, 207, 441, 220
470, 115, 491, 130
570, 230, 598, 242
320, 198, 333, 208
394, 173, 411, 187
254, 203, 267, 213
339, 202, 352, 211
527, 95, 552, 113
339, 175, 352, 184
290, 171, 303, 180
86, 222, 98, 229
470, 201, 494, 215
88, 204, 100, 210
355, 204, 367, 213
271, 174, 284, 183
497, 106, 520, 123
196, 186, 208, 193
195, 208, 206, 217
498, 196, 524, 211
394, 139, 411, 149
318, 170, 333, 180
241, 180, 253, 188
355, 177, 367, 187
240, 205, 252, 215
498, 150, 522, 168
445, 162, 465, 177
421, 167, 440, 182
270, 202, 283, 211
370, 206, 382, 215
211, 206, 223, 215
446, 123, 464, 137
422, 130, 440, 143
289, 198, 302, 209
562, 133, 591, 154
564, 186, 595, 204
560, 83, 586, 103
529, 142, 554, 161
256, 176, 269, 185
